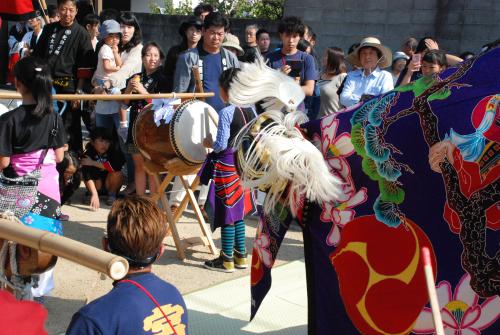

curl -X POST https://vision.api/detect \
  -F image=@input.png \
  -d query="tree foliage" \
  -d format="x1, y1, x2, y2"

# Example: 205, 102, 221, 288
149, 0, 284, 20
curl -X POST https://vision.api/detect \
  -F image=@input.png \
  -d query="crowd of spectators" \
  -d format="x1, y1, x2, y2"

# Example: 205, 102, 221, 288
2, 1, 499, 333
4, 0, 486, 213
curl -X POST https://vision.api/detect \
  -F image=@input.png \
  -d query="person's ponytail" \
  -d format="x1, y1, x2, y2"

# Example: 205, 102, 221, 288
13, 57, 53, 118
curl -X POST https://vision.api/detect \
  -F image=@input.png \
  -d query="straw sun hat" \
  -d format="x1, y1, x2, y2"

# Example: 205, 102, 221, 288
347, 37, 393, 68
222, 33, 244, 56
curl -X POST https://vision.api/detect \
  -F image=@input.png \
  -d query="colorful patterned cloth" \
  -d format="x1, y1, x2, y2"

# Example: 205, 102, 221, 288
11, 149, 63, 235
250, 47, 500, 334
199, 149, 256, 230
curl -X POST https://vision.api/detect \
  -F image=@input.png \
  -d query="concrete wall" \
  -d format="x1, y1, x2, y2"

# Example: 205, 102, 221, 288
135, 13, 279, 55
284, 0, 500, 58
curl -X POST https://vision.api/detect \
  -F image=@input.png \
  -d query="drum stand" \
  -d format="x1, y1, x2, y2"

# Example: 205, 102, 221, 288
144, 160, 218, 260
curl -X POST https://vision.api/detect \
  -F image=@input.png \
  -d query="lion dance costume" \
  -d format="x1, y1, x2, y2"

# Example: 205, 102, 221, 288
230, 48, 499, 334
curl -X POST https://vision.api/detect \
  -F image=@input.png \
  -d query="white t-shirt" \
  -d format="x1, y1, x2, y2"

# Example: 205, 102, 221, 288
92, 44, 116, 84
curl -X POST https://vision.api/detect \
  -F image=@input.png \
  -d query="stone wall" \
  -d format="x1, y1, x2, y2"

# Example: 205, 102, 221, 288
135, 14, 279, 56
284, 0, 500, 58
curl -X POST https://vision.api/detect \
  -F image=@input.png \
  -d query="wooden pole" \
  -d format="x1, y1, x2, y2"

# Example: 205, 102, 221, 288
422, 247, 445, 335
192, 66, 205, 101
38, 0, 50, 24
0, 92, 215, 101
0, 219, 129, 280
96, 0, 102, 15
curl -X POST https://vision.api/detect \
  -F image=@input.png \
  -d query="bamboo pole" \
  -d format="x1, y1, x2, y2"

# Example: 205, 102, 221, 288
38, 0, 50, 24
0, 218, 129, 280
0, 92, 214, 101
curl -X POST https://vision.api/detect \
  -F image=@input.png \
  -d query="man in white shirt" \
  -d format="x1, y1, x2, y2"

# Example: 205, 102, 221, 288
340, 37, 394, 107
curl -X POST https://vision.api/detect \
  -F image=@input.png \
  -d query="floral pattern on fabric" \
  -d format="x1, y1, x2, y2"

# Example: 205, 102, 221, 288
413, 273, 500, 335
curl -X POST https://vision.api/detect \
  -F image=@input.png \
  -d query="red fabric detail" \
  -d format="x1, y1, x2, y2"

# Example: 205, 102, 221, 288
0, 290, 48, 335
216, 185, 243, 207
213, 173, 238, 185
103, 161, 114, 172
443, 147, 500, 232
76, 68, 93, 80
331, 215, 436, 335
214, 163, 235, 172
7, 53, 20, 84
243, 190, 257, 216
120, 280, 178, 335
0, 1, 36, 16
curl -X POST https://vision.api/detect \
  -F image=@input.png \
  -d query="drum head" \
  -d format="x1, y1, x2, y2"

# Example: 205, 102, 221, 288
171, 100, 219, 165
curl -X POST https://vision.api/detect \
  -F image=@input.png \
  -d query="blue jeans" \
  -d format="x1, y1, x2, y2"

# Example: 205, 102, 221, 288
95, 112, 120, 130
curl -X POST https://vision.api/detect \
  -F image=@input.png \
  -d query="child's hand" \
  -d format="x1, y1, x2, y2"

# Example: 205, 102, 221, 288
111, 44, 119, 53
131, 81, 146, 94
203, 136, 213, 148
81, 156, 94, 167
89, 194, 100, 211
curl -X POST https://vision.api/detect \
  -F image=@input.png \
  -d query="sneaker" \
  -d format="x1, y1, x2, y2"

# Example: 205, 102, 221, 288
233, 249, 248, 269
204, 251, 235, 273
60, 213, 70, 221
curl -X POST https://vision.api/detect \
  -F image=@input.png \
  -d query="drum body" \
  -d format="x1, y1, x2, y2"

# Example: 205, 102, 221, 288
134, 99, 219, 167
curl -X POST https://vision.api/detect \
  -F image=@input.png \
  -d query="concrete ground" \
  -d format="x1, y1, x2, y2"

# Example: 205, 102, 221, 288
45, 186, 306, 334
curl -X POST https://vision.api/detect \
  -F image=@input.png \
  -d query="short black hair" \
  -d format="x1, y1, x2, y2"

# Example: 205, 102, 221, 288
416, 36, 435, 54
459, 51, 475, 60
194, 3, 214, 17
47, 4, 58, 18
278, 16, 305, 37
141, 41, 165, 60
422, 49, 448, 68
256, 28, 269, 40
57, 0, 77, 7
297, 39, 311, 52
99, 8, 120, 23
84, 13, 99, 26
203, 11, 229, 31
219, 68, 241, 94
90, 127, 113, 142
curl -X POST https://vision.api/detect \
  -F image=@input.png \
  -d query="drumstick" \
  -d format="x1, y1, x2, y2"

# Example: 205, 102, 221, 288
422, 247, 445, 335
0, 218, 129, 280
0, 92, 214, 101
192, 66, 205, 101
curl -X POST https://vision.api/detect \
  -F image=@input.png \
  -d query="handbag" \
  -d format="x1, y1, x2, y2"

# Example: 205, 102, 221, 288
0, 113, 58, 218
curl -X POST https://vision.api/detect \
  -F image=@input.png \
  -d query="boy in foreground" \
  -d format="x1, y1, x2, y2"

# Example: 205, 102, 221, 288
66, 196, 188, 335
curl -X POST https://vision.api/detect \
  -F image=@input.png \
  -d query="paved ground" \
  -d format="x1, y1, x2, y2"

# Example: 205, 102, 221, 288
45, 186, 306, 334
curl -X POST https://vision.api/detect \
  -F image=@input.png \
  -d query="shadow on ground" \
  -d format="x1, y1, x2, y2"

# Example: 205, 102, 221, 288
45, 296, 86, 335
188, 309, 307, 335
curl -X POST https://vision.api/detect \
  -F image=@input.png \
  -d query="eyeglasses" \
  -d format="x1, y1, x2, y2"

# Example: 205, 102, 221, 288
207, 30, 225, 38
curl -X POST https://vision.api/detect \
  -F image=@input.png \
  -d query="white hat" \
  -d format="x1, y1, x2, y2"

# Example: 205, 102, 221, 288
346, 37, 393, 68
222, 33, 244, 57
393, 51, 409, 62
